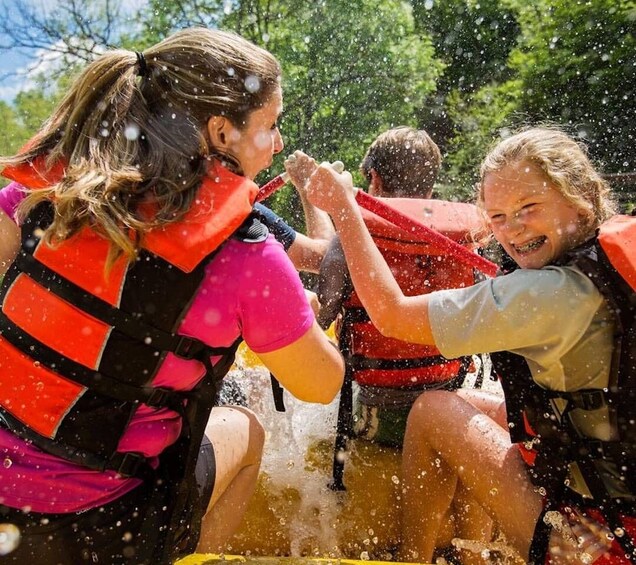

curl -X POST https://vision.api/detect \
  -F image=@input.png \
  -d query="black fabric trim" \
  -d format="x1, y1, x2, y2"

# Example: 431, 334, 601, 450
348, 353, 458, 371
234, 209, 269, 243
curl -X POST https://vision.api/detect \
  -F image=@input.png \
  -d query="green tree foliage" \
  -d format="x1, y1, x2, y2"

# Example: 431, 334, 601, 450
412, 0, 519, 94
134, 0, 225, 46
14, 79, 61, 135
0, 102, 28, 164
439, 80, 523, 199
509, 0, 636, 173
2, 0, 633, 207
0, 77, 61, 187
410, 0, 519, 148
421, 0, 635, 200
242, 0, 442, 225
136, 0, 442, 226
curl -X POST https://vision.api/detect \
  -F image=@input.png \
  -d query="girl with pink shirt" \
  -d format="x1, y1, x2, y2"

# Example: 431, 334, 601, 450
0, 28, 343, 564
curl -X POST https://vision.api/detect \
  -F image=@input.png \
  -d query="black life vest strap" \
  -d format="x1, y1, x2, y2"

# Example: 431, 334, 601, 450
0, 309, 189, 412
269, 373, 286, 412
348, 353, 458, 371
14, 251, 224, 361
328, 306, 357, 492
151, 338, 242, 560
329, 363, 355, 492
528, 503, 557, 565
0, 409, 155, 479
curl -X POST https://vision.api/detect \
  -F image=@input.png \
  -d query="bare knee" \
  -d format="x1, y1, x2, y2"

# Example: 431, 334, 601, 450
408, 390, 458, 429
207, 406, 265, 467
232, 406, 265, 465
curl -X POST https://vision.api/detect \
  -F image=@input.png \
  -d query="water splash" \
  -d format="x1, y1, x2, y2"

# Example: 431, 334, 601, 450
451, 535, 525, 564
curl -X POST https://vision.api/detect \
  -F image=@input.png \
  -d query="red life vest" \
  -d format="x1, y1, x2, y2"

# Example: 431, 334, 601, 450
340, 197, 484, 388
0, 160, 259, 476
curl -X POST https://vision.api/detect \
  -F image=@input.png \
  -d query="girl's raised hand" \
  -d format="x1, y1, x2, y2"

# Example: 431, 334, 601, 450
305, 160, 355, 219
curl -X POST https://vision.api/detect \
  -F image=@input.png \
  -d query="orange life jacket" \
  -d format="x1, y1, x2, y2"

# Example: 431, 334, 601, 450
340, 197, 484, 388
0, 160, 260, 476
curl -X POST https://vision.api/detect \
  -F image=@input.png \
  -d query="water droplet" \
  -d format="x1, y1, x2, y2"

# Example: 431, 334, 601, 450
124, 124, 140, 141
244, 75, 261, 93
2, 458, 12, 469
0, 523, 21, 555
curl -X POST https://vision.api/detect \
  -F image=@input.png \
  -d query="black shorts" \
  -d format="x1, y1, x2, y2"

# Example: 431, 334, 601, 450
0, 437, 216, 565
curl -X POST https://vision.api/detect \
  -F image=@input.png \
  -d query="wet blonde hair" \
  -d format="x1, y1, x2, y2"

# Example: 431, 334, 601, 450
360, 126, 441, 197
478, 127, 617, 235
1, 27, 281, 262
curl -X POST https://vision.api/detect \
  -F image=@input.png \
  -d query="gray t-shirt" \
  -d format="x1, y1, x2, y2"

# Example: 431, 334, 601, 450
429, 266, 625, 498
429, 265, 613, 394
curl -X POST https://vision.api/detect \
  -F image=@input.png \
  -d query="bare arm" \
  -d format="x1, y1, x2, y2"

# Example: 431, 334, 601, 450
257, 320, 344, 404
316, 236, 350, 330
303, 157, 436, 346
284, 151, 335, 273
285, 151, 335, 242
0, 207, 19, 277
286, 232, 330, 274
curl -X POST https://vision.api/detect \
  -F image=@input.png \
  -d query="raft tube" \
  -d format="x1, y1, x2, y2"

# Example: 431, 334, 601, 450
177, 555, 431, 565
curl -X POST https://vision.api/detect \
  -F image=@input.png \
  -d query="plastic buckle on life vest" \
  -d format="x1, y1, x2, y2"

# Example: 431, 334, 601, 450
174, 335, 204, 360
113, 451, 146, 478
145, 386, 175, 408
571, 390, 606, 411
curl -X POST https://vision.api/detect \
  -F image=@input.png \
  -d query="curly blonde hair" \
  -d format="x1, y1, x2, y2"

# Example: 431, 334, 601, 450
1, 28, 281, 263
477, 127, 617, 234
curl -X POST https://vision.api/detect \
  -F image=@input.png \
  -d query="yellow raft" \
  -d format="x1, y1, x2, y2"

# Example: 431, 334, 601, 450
177, 555, 430, 565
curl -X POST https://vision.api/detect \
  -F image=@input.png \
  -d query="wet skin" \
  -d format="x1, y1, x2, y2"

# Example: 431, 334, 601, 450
482, 160, 585, 270
221, 86, 284, 180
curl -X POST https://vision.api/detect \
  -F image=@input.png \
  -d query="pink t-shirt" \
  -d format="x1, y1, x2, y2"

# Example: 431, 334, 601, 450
0, 182, 314, 512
